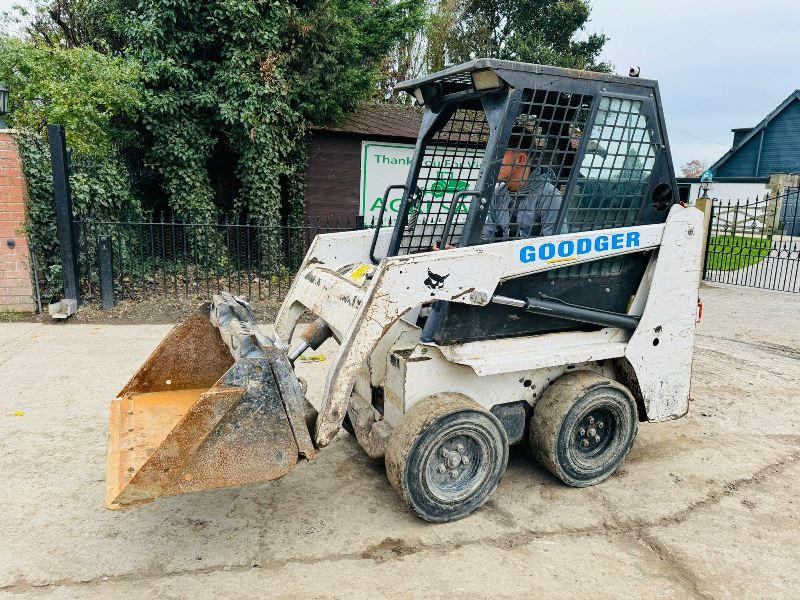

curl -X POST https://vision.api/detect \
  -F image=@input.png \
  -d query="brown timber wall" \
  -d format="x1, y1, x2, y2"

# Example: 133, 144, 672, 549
305, 132, 362, 220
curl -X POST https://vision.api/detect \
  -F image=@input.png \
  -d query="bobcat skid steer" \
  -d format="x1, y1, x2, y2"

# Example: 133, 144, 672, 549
106, 59, 704, 522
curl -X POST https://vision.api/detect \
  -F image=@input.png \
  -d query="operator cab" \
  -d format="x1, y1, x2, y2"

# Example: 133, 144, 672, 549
373, 59, 678, 344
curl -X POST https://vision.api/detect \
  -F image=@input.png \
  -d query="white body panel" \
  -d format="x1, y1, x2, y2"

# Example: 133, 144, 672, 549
624, 206, 704, 420
381, 342, 614, 428
274, 205, 704, 447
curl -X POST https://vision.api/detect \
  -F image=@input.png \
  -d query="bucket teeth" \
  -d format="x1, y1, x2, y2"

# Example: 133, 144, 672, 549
106, 295, 315, 509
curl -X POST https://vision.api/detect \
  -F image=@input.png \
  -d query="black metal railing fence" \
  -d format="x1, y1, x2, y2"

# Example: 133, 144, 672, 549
704, 188, 800, 293
74, 213, 393, 305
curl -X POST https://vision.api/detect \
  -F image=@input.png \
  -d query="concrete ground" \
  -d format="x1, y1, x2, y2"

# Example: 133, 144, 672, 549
1, 283, 799, 599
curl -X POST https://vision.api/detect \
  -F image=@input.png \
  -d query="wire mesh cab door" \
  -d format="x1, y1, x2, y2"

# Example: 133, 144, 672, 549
414, 68, 678, 344
386, 95, 500, 256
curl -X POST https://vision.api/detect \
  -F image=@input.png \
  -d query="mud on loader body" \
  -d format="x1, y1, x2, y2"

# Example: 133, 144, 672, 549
106, 59, 704, 522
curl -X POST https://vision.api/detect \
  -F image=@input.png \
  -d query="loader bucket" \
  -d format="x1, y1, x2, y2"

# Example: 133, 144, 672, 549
106, 294, 316, 509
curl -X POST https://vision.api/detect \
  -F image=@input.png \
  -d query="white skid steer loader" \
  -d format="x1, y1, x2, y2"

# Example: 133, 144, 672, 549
106, 59, 704, 522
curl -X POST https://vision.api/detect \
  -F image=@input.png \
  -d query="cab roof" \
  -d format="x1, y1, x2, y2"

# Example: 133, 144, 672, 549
394, 58, 659, 95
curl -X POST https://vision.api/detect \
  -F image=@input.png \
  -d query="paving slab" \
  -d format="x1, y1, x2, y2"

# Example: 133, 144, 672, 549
25, 533, 695, 600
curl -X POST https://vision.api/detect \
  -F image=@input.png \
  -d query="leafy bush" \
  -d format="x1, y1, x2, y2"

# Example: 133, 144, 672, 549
0, 39, 143, 300
134, 0, 423, 222
0, 38, 141, 155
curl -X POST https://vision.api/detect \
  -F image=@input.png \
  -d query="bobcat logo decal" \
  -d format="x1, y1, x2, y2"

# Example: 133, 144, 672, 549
424, 269, 449, 290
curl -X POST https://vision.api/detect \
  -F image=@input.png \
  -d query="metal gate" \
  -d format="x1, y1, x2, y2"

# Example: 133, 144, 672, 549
704, 190, 800, 293
780, 187, 800, 236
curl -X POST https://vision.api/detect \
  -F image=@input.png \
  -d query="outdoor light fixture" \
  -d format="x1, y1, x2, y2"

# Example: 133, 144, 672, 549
699, 169, 713, 198
471, 69, 504, 92
0, 84, 8, 128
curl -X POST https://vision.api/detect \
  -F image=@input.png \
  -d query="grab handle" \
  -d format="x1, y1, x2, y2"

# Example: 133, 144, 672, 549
369, 185, 407, 264
436, 191, 480, 250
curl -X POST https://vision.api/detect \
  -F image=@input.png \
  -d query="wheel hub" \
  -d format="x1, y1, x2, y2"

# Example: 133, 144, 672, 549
576, 411, 611, 452
438, 442, 470, 477
424, 431, 490, 502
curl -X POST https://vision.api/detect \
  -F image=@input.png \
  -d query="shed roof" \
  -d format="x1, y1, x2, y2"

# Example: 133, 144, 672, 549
316, 103, 423, 140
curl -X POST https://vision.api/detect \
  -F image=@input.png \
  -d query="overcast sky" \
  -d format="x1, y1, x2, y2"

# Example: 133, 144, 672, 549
588, 0, 800, 169
2, 0, 799, 170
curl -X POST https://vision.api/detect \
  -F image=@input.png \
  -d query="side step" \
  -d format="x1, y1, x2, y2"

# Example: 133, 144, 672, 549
106, 294, 316, 509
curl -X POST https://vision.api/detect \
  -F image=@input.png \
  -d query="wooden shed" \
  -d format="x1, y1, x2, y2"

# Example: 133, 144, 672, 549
305, 103, 422, 221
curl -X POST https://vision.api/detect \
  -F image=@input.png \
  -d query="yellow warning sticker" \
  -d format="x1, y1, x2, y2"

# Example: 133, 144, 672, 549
350, 264, 371, 281
299, 354, 326, 363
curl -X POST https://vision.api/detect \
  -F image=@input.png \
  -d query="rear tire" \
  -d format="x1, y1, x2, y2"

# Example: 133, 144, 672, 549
385, 394, 508, 523
530, 371, 637, 487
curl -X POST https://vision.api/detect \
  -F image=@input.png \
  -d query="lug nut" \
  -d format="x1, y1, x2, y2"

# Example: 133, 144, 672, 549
438, 464, 446, 474
441, 448, 448, 457
588, 416, 595, 424
456, 443, 465, 453
598, 422, 604, 429
594, 435, 601, 443
579, 428, 586, 436
582, 439, 590, 447
462, 456, 469, 465
450, 470, 459, 479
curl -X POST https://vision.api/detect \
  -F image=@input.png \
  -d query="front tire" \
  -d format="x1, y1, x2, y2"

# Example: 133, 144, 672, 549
385, 394, 508, 523
530, 371, 637, 487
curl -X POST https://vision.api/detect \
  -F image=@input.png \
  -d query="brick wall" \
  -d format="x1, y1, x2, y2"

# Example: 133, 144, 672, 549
0, 131, 35, 312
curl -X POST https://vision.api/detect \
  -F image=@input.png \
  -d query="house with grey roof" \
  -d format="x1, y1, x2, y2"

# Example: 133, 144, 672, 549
678, 90, 800, 202
712, 90, 800, 178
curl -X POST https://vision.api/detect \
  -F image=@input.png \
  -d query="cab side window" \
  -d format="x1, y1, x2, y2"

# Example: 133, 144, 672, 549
564, 97, 659, 233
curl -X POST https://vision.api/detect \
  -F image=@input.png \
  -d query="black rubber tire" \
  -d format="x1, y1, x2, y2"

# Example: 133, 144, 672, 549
530, 371, 637, 487
385, 394, 509, 523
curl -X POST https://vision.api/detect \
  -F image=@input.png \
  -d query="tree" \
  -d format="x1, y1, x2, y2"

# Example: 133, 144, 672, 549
133, 0, 423, 222
0, 37, 141, 155
444, 0, 610, 70
377, 0, 458, 102
378, 0, 610, 103
681, 159, 709, 178
3, 0, 135, 53
0, 39, 143, 298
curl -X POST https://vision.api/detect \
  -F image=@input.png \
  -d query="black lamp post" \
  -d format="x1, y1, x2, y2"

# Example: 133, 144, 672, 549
0, 85, 8, 129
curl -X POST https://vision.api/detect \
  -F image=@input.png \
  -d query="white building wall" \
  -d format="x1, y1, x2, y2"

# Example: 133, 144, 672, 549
689, 181, 770, 203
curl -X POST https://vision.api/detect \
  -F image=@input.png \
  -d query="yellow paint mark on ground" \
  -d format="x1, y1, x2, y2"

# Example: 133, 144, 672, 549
13, 411, 25, 417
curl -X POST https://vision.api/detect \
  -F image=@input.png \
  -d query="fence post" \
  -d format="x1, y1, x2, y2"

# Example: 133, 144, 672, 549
47, 124, 81, 305
99, 235, 116, 309
697, 197, 714, 279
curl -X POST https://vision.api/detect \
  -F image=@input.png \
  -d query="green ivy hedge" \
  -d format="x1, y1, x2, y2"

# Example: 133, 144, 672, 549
17, 130, 140, 302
